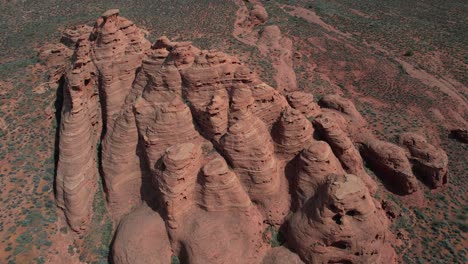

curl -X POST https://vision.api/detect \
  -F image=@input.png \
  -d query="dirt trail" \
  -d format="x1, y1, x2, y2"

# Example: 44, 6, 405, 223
232, 0, 297, 92
282, 5, 351, 39
282, 4, 467, 128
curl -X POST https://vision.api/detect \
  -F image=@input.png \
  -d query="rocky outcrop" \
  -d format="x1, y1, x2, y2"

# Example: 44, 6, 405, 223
53, 10, 429, 263
272, 107, 313, 158
450, 128, 468, 143
91, 9, 150, 132
318, 94, 366, 126
154, 143, 202, 229
313, 113, 377, 193
61, 24, 93, 47
257, 25, 297, 92
250, 83, 289, 127
397, 132, 449, 188
262, 247, 305, 264
112, 204, 172, 264
220, 87, 289, 224
55, 38, 99, 232
359, 140, 419, 195
38, 43, 73, 69
199, 156, 252, 211
286, 91, 321, 118
295, 141, 345, 206
288, 174, 397, 264
135, 96, 201, 169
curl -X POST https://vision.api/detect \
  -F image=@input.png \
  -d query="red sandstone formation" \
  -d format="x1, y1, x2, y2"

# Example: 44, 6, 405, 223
38, 43, 73, 69
287, 174, 398, 263
451, 128, 468, 143
61, 24, 93, 47
55, 38, 99, 232
262, 247, 305, 264
273, 107, 313, 158
112, 204, 171, 264
286, 91, 321, 118
313, 113, 378, 194
359, 139, 419, 195
295, 140, 346, 206
257, 25, 297, 92
319, 94, 367, 127
53, 9, 451, 263
397, 132, 449, 188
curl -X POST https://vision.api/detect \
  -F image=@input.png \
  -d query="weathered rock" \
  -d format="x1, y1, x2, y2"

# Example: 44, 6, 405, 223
272, 107, 313, 158
55, 39, 99, 232
397, 132, 449, 188
295, 140, 345, 206
135, 96, 201, 169
38, 43, 73, 69
286, 91, 321, 118
250, 83, 289, 127
199, 156, 252, 211
450, 128, 468, 143
313, 113, 377, 194
262, 247, 305, 264
112, 204, 172, 264
360, 140, 419, 195
61, 24, 93, 47
53, 11, 404, 263
318, 94, 366, 126
257, 25, 297, 92
288, 174, 397, 264
154, 143, 202, 229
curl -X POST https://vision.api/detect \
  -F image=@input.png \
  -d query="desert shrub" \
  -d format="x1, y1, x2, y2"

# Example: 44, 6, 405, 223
171, 256, 180, 264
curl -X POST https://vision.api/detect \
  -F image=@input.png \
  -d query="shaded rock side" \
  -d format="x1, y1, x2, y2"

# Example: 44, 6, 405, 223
101, 106, 144, 220
288, 174, 397, 264
135, 95, 201, 169
286, 91, 321, 118
112, 203, 172, 264
397, 132, 449, 188
295, 140, 345, 206
55, 39, 99, 232
153, 143, 202, 229
262, 247, 305, 264
90, 9, 150, 133
359, 140, 419, 195
198, 156, 252, 211
272, 107, 313, 159
313, 112, 378, 194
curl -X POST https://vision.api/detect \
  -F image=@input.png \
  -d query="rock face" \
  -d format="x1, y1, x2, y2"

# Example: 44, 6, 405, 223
286, 91, 321, 118
359, 140, 419, 195
287, 174, 397, 263
55, 38, 99, 232
295, 141, 346, 206
397, 133, 449, 188
450, 128, 468, 143
313, 113, 377, 194
54, 10, 451, 264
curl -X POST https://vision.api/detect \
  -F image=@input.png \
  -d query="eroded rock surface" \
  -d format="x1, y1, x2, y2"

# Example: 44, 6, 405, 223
397, 132, 449, 188
359, 140, 419, 195
53, 9, 450, 263
287, 174, 398, 264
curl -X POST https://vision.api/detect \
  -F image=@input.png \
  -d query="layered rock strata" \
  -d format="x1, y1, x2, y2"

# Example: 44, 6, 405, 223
397, 132, 449, 188
52, 10, 451, 263
55, 38, 99, 232
287, 174, 397, 263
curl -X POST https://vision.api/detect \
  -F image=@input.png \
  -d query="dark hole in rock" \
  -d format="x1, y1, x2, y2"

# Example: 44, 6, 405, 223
346, 210, 359, 216
330, 240, 349, 249
332, 214, 342, 225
